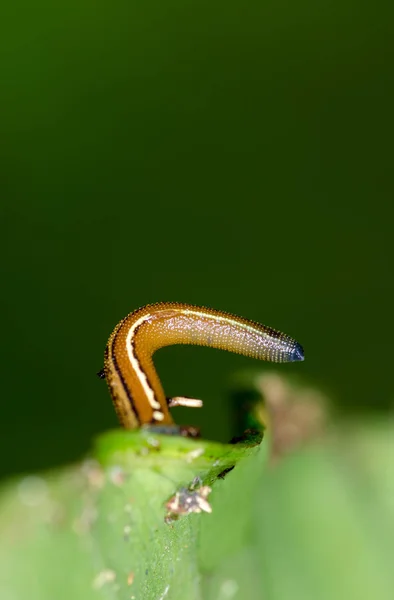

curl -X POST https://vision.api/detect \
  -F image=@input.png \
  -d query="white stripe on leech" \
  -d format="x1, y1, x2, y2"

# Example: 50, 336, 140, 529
125, 306, 275, 415
126, 313, 162, 410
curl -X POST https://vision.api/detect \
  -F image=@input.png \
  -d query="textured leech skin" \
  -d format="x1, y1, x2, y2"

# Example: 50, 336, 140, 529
103, 303, 304, 429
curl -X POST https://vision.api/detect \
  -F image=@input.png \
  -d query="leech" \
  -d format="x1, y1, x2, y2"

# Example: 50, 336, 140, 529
101, 302, 304, 429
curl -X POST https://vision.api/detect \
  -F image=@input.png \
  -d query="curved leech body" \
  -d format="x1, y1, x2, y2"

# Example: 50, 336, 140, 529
103, 302, 304, 429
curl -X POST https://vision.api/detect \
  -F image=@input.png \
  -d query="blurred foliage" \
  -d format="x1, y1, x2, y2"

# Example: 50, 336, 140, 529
0, 428, 266, 599
0, 375, 393, 600
1, 0, 393, 481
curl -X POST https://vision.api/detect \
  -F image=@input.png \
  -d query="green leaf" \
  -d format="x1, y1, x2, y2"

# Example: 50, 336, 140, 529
255, 420, 394, 600
0, 428, 265, 600
1, 417, 394, 600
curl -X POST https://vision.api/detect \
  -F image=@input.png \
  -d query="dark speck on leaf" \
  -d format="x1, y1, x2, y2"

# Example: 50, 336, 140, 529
217, 466, 235, 479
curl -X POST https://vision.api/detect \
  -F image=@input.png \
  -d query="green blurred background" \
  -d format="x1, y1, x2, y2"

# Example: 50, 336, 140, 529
1, 0, 393, 479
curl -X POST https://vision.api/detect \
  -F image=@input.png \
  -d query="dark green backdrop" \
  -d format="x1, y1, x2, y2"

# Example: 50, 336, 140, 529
1, 0, 393, 478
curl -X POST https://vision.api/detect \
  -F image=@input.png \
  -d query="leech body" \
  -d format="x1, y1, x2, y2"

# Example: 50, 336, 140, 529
103, 302, 304, 429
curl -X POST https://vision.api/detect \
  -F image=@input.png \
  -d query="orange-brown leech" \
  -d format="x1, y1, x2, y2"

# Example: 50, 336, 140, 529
99, 302, 304, 431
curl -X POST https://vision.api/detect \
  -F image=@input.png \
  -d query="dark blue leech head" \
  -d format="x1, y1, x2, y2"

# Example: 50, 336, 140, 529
290, 341, 304, 362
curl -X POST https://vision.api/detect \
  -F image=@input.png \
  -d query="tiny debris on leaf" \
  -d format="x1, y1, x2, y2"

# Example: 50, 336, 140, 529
108, 465, 125, 486
165, 483, 212, 524
81, 459, 105, 489
184, 447, 205, 463
123, 524, 132, 540
92, 569, 116, 590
